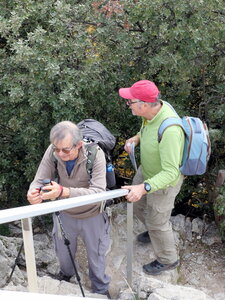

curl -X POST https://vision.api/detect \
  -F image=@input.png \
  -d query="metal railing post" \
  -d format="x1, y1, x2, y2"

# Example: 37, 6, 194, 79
21, 218, 38, 293
126, 202, 133, 287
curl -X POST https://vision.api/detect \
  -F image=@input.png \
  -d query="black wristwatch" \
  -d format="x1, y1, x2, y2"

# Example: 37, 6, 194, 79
144, 182, 151, 192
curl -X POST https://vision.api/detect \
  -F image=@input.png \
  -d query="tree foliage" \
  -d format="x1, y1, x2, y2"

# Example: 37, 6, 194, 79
0, 0, 224, 213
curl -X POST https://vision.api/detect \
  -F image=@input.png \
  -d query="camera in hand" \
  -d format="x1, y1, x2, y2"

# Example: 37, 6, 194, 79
41, 178, 52, 193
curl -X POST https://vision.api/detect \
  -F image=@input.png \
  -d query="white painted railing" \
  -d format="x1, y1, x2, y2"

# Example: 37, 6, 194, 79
0, 189, 128, 224
0, 189, 133, 295
0, 290, 96, 300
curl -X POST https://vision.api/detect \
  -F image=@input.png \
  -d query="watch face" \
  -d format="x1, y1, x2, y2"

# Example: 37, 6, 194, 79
144, 183, 151, 192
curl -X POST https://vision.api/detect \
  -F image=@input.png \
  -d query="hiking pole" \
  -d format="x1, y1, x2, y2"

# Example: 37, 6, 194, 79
7, 242, 23, 284
55, 212, 85, 297
42, 182, 84, 296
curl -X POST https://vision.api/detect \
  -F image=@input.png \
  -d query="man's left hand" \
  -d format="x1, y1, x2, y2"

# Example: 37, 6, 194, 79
121, 184, 146, 202
40, 181, 62, 201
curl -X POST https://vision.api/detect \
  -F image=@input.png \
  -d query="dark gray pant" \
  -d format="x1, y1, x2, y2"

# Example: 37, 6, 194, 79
52, 212, 110, 294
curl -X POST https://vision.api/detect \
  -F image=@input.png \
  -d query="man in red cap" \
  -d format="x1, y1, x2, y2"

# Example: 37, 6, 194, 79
119, 80, 185, 275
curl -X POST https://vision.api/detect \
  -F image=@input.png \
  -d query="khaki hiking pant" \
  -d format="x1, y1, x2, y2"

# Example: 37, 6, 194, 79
133, 166, 183, 265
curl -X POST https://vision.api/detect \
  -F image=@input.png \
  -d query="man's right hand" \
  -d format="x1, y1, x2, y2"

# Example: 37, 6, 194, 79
124, 135, 140, 153
27, 188, 42, 205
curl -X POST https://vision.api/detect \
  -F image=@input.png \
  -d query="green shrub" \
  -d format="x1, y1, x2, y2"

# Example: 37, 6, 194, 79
214, 186, 225, 240
0, 0, 224, 235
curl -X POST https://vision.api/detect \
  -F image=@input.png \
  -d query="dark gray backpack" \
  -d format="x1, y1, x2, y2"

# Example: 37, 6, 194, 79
77, 119, 116, 158
77, 119, 117, 188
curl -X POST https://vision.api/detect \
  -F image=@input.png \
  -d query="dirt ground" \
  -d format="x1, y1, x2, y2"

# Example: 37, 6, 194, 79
178, 240, 225, 299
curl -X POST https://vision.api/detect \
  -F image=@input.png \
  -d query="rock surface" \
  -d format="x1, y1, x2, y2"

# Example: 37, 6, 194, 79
0, 203, 224, 299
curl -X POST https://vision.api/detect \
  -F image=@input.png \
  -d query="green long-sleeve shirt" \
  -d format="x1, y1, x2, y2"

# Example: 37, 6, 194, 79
138, 101, 185, 193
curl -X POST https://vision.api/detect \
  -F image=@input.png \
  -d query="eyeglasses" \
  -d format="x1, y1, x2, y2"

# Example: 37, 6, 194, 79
126, 99, 142, 106
52, 145, 76, 154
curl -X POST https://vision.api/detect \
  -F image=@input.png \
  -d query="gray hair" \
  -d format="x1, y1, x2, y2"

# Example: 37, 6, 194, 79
147, 94, 161, 107
50, 121, 82, 145
138, 93, 161, 108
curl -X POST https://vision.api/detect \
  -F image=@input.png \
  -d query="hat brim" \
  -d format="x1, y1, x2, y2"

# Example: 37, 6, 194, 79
119, 88, 134, 100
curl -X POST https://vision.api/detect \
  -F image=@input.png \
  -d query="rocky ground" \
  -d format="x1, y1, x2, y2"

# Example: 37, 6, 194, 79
0, 203, 225, 299
106, 204, 225, 299
179, 241, 225, 299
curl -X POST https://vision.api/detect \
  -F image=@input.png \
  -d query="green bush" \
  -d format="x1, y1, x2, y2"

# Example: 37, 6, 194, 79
0, 224, 10, 236
214, 186, 225, 240
0, 0, 224, 233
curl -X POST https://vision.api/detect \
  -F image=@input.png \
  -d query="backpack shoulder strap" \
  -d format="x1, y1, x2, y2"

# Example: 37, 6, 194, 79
51, 150, 60, 183
85, 143, 98, 177
158, 117, 184, 142
163, 101, 179, 117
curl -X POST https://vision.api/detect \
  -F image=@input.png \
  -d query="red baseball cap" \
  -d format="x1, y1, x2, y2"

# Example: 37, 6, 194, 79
119, 80, 160, 103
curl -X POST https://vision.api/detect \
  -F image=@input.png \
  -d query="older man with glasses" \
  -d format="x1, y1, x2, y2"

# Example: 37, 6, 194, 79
27, 121, 111, 298
119, 80, 185, 276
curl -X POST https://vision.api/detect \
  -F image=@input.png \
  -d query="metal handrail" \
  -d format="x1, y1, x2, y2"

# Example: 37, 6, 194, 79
0, 189, 128, 224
